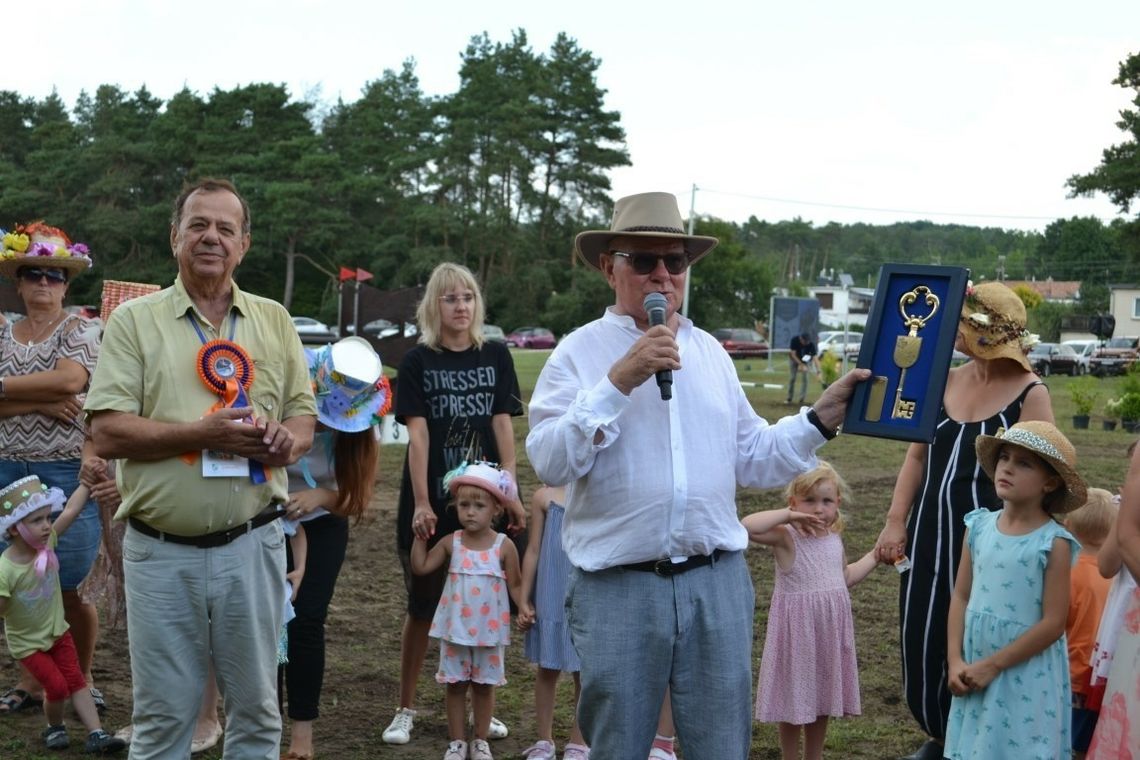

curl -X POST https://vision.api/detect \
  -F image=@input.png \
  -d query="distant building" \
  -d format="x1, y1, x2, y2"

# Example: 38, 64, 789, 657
1108, 285, 1140, 339
808, 277, 873, 329
1000, 278, 1081, 305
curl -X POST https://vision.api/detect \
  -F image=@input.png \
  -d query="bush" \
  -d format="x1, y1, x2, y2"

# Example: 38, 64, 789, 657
1117, 392, 1140, 421
1069, 377, 1099, 416
819, 351, 840, 386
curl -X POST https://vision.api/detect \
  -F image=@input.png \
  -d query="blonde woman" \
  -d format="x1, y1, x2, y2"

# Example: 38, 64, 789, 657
383, 263, 525, 745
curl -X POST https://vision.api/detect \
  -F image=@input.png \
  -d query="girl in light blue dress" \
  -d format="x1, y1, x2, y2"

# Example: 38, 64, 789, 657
945, 422, 1085, 759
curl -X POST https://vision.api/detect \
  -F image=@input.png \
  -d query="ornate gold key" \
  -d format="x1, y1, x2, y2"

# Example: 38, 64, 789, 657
891, 286, 940, 419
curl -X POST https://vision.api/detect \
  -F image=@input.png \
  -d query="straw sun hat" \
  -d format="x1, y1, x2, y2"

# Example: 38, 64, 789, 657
975, 421, 1088, 513
958, 281, 1038, 372
0, 222, 93, 279
574, 192, 719, 270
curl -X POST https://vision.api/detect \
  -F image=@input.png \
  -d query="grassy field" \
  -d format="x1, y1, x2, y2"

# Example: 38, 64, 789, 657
0, 350, 1133, 759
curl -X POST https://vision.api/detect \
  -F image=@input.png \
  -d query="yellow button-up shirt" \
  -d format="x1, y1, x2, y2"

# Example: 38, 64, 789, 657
84, 277, 317, 535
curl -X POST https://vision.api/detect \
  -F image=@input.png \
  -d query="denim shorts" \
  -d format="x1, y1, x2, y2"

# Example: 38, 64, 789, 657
0, 459, 102, 591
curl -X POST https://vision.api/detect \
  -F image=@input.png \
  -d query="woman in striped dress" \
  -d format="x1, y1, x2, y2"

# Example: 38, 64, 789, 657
875, 282, 1053, 760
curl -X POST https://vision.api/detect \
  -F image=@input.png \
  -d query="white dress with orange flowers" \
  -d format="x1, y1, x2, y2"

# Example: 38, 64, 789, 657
430, 531, 511, 647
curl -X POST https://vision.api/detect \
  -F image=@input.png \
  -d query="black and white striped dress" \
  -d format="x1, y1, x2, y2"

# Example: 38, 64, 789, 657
899, 381, 1042, 740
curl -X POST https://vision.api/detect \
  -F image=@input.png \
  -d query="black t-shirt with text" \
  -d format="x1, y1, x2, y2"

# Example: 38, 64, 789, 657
394, 341, 522, 550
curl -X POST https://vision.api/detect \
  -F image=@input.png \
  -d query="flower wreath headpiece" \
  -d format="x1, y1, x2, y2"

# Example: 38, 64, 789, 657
0, 221, 93, 278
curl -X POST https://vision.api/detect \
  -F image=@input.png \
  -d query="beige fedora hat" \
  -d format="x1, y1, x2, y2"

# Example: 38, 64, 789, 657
574, 192, 719, 270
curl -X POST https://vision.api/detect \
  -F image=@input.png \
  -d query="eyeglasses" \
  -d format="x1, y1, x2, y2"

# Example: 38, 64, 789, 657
17, 267, 68, 285
611, 251, 689, 275
439, 293, 475, 306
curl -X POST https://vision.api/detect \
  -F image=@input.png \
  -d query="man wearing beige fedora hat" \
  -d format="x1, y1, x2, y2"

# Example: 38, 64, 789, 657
84, 178, 317, 759
528, 192, 870, 759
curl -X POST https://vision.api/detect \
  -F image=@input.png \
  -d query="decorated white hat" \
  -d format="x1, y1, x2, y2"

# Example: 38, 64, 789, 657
443, 461, 518, 506
0, 475, 66, 534
0, 222, 94, 279
307, 337, 392, 433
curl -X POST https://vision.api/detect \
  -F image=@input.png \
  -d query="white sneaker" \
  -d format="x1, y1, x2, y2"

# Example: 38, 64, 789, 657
648, 748, 677, 760
488, 716, 509, 739
470, 738, 494, 760
444, 739, 468, 760
522, 740, 556, 760
382, 707, 416, 744
563, 742, 591, 760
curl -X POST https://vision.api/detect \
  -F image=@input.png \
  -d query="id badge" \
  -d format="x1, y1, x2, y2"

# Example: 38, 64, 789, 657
202, 448, 251, 478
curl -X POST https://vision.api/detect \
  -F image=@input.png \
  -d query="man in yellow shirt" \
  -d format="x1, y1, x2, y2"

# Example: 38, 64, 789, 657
85, 178, 316, 759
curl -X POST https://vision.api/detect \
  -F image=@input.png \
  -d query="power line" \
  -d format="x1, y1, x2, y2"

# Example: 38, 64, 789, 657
698, 187, 1066, 222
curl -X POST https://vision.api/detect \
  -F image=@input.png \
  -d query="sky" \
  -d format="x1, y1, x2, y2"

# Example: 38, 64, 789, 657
9, 1, 1139, 233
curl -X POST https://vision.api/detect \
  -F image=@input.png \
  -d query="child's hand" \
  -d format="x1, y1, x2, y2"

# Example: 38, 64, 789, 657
947, 657, 971, 696
517, 603, 536, 630
787, 510, 826, 536
285, 569, 303, 602
960, 659, 1000, 692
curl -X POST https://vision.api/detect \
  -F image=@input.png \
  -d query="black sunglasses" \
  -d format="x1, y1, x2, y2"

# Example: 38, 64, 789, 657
611, 251, 689, 275
17, 267, 68, 285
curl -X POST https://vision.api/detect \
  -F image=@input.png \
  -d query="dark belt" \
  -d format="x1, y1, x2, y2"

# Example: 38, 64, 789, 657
128, 503, 285, 548
620, 549, 726, 577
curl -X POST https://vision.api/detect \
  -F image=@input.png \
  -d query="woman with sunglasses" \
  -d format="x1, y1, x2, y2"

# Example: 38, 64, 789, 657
0, 223, 106, 716
383, 262, 527, 748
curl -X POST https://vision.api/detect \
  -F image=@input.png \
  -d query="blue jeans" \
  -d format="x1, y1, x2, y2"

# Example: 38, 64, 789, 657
566, 551, 755, 760
0, 459, 101, 590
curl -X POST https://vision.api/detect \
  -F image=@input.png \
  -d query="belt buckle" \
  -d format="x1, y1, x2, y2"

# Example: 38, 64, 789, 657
653, 558, 674, 577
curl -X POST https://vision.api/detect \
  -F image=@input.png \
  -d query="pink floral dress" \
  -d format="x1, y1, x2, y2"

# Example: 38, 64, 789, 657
430, 532, 511, 647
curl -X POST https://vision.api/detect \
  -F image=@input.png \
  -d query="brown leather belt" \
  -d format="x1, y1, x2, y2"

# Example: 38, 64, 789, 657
620, 549, 726, 577
128, 503, 285, 548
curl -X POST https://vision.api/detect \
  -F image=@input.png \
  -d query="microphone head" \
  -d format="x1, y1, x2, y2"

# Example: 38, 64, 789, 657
643, 292, 668, 319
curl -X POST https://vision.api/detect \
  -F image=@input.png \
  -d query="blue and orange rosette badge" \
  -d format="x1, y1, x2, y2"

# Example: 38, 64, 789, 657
192, 338, 268, 483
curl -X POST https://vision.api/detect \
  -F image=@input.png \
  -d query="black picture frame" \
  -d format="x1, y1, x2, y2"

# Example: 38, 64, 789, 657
842, 264, 970, 443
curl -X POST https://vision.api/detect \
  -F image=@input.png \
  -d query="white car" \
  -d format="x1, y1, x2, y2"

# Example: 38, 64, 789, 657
291, 316, 336, 343
817, 331, 861, 357
1062, 340, 1098, 375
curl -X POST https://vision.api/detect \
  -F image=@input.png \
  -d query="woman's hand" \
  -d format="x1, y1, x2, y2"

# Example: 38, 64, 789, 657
504, 496, 527, 535
285, 488, 333, 520
43, 395, 83, 426
875, 518, 908, 564
286, 568, 304, 602
412, 502, 437, 541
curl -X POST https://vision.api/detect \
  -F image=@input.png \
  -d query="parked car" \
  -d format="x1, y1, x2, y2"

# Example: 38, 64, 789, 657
506, 326, 557, 349
711, 328, 769, 359
482, 324, 506, 342
1090, 336, 1140, 377
817, 331, 861, 357
1028, 342, 1082, 376
291, 316, 336, 343
1062, 340, 1098, 375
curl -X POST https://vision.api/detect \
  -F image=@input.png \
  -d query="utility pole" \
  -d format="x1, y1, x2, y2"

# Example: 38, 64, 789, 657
682, 184, 697, 318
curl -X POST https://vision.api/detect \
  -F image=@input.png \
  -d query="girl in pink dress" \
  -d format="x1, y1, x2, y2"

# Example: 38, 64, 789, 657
744, 462, 882, 760
411, 461, 525, 760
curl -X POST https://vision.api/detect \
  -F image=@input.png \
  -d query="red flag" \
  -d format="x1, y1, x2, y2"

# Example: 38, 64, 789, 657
338, 266, 356, 282
355, 268, 374, 282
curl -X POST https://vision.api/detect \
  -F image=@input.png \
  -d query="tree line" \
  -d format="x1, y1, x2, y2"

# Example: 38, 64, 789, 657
1, 34, 1136, 340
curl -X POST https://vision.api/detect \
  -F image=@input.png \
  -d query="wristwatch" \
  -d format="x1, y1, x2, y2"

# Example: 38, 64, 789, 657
806, 408, 838, 440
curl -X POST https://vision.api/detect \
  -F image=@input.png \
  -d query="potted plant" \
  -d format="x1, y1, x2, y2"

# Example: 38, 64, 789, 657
1117, 392, 1140, 433
818, 351, 840, 388
1104, 397, 1121, 431
1069, 378, 1099, 430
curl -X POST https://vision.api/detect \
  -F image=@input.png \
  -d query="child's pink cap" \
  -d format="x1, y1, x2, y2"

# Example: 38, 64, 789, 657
443, 461, 517, 505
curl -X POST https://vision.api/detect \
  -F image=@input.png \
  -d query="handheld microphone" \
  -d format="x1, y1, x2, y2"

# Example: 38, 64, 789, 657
643, 292, 672, 400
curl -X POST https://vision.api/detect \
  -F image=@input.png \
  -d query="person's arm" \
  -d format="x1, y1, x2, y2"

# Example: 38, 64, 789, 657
286, 486, 338, 520
844, 547, 880, 588
491, 412, 526, 531
286, 524, 308, 602
0, 594, 8, 618
517, 495, 548, 630
501, 538, 525, 611
875, 442, 927, 563
90, 406, 297, 462
0, 396, 83, 424
1119, 447, 1140, 582
411, 530, 451, 575
1019, 382, 1056, 424
960, 537, 1072, 692
1, 356, 88, 401
1099, 516, 1123, 579
743, 508, 823, 545
947, 538, 973, 696
405, 415, 437, 539
52, 483, 91, 536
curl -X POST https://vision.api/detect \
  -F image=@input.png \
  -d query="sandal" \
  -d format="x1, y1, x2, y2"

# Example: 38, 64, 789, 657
0, 688, 42, 714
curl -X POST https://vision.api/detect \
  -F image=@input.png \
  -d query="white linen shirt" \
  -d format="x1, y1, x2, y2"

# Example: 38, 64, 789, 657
526, 307, 827, 572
